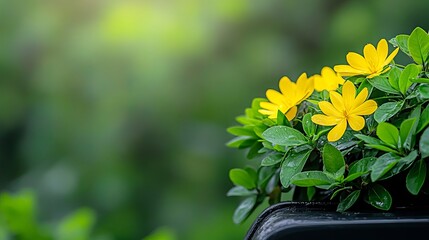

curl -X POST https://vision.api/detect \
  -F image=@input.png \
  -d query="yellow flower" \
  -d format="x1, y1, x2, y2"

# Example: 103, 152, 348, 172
313, 67, 345, 92
333, 39, 399, 79
311, 81, 377, 142
259, 73, 314, 120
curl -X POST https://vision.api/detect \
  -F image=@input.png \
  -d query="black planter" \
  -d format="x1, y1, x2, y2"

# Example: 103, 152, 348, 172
245, 201, 429, 240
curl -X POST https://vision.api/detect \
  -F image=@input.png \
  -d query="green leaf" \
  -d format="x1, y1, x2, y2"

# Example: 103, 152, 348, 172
290, 171, 334, 187
261, 153, 284, 166
376, 122, 399, 147
262, 126, 308, 147
406, 160, 427, 195
280, 148, 313, 188
323, 144, 345, 178
349, 157, 377, 175
417, 106, 429, 133
399, 64, 420, 95
367, 184, 392, 210
393, 34, 410, 56
337, 190, 361, 212
399, 118, 417, 150
229, 169, 256, 189
408, 27, 429, 65
374, 101, 404, 123
257, 166, 277, 190
388, 66, 401, 91
276, 109, 290, 126
371, 153, 401, 182
379, 150, 418, 180
418, 84, 429, 99
365, 144, 399, 154
246, 142, 263, 159
227, 186, 258, 197
419, 127, 429, 158
227, 126, 258, 137
368, 76, 400, 94
226, 136, 255, 148
410, 77, 429, 83
355, 134, 384, 145
302, 113, 317, 137
233, 196, 257, 224
307, 186, 316, 201
356, 79, 373, 97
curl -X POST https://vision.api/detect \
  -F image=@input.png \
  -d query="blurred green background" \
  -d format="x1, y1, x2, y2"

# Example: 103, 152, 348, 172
1, 0, 428, 239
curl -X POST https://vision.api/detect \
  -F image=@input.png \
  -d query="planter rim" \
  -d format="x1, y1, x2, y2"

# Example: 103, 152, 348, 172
244, 201, 429, 240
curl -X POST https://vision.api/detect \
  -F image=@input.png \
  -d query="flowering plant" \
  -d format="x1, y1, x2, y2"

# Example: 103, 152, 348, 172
226, 27, 429, 224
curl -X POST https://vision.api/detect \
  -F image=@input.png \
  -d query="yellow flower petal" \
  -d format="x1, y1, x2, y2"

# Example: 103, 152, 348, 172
352, 88, 368, 109
258, 109, 276, 118
348, 115, 365, 131
313, 75, 325, 92
382, 47, 399, 66
311, 114, 341, 126
316, 67, 344, 91
346, 52, 368, 71
266, 89, 287, 106
350, 100, 377, 115
296, 73, 314, 103
327, 119, 347, 142
279, 76, 295, 96
319, 101, 342, 118
363, 43, 379, 72
377, 39, 388, 68
285, 105, 297, 120
329, 91, 345, 113
260, 101, 279, 111
342, 81, 356, 111
334, 65, 368, 76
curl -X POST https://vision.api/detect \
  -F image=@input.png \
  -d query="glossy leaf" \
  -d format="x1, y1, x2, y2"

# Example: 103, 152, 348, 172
376, 122, 399, 147
417, 106, 429, 133
392, 34, 410, 56
233, 196, 257, 224
302, 113, 316, 137
419, 127, 429, 158
355, 134, 384, 145
322, 144, 345, 178
379, 150, 418, 180
368, 76, 400, 94
227, 186, 258, 197
337, 190, 361, 212
290, 171, 334, 187
348, 157, 377, 175
229, 168, 256, 189
261, 153, 284, 166
374, 101, 404, 123
398, 64, 420, 95
388, 66, 401, 91
406, 159, 427, 195
262, 126, 308, 146
371, 153, 401, 182
399, 118, 416, 150
367, 184, 392, 210
280, 148, 313, 188
418, 84, 429, 99
408, 27, 429, 65
365, 144, 399, 154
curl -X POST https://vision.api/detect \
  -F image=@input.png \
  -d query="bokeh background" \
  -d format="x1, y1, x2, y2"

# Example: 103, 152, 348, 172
1, 0, 429, 239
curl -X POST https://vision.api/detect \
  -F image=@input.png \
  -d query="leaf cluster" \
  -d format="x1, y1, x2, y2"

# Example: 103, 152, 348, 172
226, 27, 429, 224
